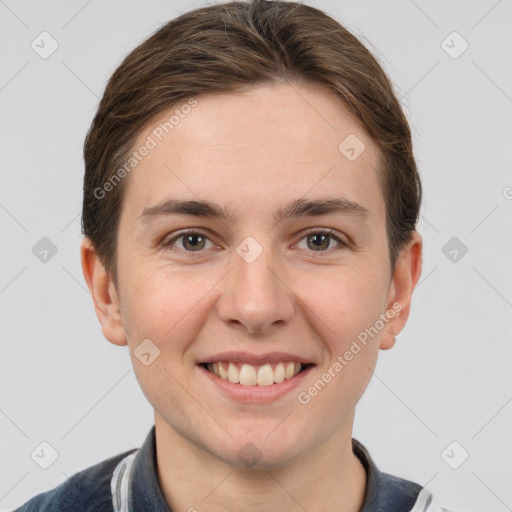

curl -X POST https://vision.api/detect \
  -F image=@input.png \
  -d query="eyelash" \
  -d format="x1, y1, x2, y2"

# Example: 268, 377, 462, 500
161, 228, 349, 256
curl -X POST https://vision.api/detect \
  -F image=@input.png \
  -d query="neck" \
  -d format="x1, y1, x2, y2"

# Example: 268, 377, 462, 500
154, 414, 367, 512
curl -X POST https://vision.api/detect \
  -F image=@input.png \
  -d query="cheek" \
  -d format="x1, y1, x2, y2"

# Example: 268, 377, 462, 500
300, 265, 387, 343
121, 269, 202, 410
294, 270, 383, 421
122, 265, 216, 360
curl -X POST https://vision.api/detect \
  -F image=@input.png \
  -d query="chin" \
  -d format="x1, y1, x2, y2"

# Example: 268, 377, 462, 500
219, 446, 303, 471
208, 428, 309, 470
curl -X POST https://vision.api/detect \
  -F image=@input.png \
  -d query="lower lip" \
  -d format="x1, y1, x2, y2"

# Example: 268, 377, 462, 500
199, 364, 314, 403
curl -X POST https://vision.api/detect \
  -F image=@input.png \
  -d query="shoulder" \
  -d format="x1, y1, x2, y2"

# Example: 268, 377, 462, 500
352, 438, 422, 511
373, 469, 423, 511
12, 448, 138, 512
372, 472, 460, 512
352, 438, 459, 512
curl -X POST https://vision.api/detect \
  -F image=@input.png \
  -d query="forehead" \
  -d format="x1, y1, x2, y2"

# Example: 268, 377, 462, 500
122, 83, 384, 222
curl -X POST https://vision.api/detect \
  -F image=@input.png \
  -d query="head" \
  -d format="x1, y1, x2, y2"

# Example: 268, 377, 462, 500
81, 0, 422, 468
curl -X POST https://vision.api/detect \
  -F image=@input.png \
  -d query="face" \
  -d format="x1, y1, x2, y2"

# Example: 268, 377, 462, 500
82, 82, 421, 469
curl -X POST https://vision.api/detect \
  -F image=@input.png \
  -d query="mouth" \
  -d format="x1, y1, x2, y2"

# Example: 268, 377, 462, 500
199, 361, 315, 387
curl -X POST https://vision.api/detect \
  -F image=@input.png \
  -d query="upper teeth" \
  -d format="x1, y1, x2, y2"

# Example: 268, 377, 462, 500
206, 362, 302, 386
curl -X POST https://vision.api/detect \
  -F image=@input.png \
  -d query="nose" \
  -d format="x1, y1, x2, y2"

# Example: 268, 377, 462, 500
216, 240, 294, 335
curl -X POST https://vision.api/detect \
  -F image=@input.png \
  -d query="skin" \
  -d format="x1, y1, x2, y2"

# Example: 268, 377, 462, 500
81, 82, 422, 512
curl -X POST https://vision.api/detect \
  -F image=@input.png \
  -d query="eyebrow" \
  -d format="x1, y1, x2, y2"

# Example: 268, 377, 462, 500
138, 197, 370, 225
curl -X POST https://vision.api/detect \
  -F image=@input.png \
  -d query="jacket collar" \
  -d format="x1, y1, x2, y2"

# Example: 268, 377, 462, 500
128, 426, 421, 511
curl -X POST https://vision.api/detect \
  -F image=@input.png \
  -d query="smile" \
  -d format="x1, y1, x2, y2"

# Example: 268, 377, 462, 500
201, 361, 312, 386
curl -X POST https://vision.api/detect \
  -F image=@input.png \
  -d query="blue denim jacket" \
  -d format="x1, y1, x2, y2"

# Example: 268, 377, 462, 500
12, 426, 447, 511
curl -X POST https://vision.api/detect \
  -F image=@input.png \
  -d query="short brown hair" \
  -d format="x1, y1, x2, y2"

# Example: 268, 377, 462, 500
82, 0, 421, 286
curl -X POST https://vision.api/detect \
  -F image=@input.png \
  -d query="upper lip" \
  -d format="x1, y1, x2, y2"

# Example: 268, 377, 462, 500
199, 351, 315, 366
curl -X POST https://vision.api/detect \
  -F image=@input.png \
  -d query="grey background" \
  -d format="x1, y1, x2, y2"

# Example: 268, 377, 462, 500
0, 0, 511, 510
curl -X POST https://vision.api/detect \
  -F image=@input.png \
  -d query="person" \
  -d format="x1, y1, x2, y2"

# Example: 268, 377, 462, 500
14, 1, 459, 510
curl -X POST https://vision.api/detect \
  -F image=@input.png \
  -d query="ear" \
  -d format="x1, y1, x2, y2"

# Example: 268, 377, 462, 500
80, 237, 127, 346
380, 230, 423, 350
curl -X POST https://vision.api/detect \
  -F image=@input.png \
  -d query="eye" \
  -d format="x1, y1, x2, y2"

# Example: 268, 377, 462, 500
161, 228, 348, 255
296, 228, 348, 253
162, 229, 215, 253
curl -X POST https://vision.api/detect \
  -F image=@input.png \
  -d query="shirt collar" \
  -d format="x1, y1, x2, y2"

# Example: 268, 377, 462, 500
129, 426, 413, 511
130, 425, 172, 511
352, 437, 383, 511
352, 437, 422, 511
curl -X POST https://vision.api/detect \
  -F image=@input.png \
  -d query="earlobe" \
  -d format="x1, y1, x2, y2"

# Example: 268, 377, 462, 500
80, 238, 127, 346
379, 332, 397, 351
